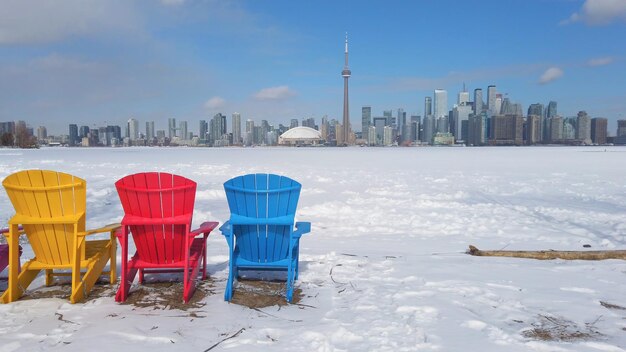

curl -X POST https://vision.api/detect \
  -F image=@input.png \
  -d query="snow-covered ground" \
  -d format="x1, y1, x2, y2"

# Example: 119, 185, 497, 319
1, 146, 626, 351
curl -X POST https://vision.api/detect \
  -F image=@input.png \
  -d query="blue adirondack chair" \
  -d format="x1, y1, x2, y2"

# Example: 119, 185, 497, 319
220, 174, 311, 302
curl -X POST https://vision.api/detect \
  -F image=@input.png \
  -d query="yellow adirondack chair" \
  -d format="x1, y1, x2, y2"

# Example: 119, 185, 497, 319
1, 170, 119, 304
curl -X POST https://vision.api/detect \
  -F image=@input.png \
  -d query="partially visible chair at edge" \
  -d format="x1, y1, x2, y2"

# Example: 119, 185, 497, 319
1, 170, 118, 304
115, 172, 218, 303
0, 227, 23, 286
220, 173, 311, 302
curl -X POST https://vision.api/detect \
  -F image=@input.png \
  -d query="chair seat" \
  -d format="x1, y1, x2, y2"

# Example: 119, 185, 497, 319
25, 239, 112, 270
130, 238, 205, 269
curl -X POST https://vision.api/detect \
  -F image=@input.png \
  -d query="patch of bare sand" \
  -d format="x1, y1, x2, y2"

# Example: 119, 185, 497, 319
230, 279, 304, 309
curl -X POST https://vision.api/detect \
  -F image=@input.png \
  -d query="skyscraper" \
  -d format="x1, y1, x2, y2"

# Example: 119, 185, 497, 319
424, 97, 432, 117
168, 118, 177, 139
69, 124, 78, 146
434, 89, 447, 119
576, 111, 591, 144
290, 119, 298, 129
546, 101, 557, 118
528, 103, 544, 117
128, 118, 139, 140
590, 117, 608, 145
232, 112, 241, 145
341, 33, 352, 145
617, 120, 626, 137
179, 121, 188, 140
362, 106, 371, 140
487, 85, 496, 114
146, 121, 155, 140
473, 88, 483, 114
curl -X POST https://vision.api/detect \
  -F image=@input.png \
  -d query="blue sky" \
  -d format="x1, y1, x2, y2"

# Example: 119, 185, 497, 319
0, 0, 625, 134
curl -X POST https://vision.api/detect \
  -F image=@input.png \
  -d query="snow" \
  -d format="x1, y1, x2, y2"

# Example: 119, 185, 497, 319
1, 146, 626, 351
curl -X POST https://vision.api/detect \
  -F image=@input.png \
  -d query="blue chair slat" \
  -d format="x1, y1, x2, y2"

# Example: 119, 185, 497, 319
267, 175, 281, 261
242, 174, 258, 262
256, 174, 269, 263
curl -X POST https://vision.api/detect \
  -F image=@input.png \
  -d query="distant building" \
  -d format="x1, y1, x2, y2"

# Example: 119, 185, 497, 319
278, 126, 322, 146
526, 115, 542, 145
232, 113, 241, 146
618, 120, 626, 137
487, 85, 496, 114
468, 112, 488, 146
383, 126, 394, 146
434, 89, 448, 119
546, 101, 557, 119
474, 88, 483, 114
528, 103, 544, 117
36, 126, 47, 142
361, 106, 371, 142
168, 118, 177, 139
290, 119, 298, 129
69, 124, 79, 146
590, 117, 608, 145
576, 111, 591, 144
549, 116, 563, 142
490, 115, 523, 145
373, 117, 386, 146
146, 121, 155, 141
424, 97, 432, 117
179, 121, 188, 141
127, 118, 139, 140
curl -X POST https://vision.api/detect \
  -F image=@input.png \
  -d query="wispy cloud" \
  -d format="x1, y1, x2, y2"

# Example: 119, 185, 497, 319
161, 0, 185, 5
0, 0, 141, 44
587, 56, 614, 66
560, 0, 626, 25
253, 86, 296, 100
204, 96, 226, 110
538, 67, 564, 84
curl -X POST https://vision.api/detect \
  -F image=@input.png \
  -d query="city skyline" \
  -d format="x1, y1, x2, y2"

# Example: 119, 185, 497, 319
1, 1, 625, 134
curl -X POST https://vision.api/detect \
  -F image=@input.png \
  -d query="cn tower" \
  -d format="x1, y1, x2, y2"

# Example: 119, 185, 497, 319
342, 33, 351, 145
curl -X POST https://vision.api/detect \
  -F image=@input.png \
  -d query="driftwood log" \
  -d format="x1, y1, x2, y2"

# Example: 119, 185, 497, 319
467, 245, 626, 261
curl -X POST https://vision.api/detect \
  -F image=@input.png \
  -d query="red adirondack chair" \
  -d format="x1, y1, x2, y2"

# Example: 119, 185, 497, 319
115, 172, 218, 303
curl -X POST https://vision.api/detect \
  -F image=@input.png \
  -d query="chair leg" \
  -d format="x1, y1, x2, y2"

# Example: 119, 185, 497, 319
202, 235, 208, 280
138, 269, 144, 284
45, 269, 54, 286
109, 231, 117, 284
115, 256, 138, 302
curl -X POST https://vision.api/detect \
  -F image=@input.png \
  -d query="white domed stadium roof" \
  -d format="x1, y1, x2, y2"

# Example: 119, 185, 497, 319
280, 127, 322, 140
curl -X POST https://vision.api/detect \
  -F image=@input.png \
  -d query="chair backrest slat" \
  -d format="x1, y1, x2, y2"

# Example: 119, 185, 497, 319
116, 172, 196, 264
224, 173, 301, 263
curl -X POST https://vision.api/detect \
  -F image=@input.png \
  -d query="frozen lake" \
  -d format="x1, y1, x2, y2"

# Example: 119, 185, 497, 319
1, 146, 625, 351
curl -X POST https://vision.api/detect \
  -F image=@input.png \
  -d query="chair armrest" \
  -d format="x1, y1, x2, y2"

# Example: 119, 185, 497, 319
292, 221, 311, 239
78, 223, 122, 237
219, 221, 233, 237
0, 225, 24, 235
190, 221, 219, 236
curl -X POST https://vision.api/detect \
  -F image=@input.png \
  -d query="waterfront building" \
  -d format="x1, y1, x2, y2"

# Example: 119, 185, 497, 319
434, 89, 448, 119
232, 113, 241, 146
590, 117, 608, 145
487, 85, 496, 114
362, 106, 371, 142
474, 88, 483, 114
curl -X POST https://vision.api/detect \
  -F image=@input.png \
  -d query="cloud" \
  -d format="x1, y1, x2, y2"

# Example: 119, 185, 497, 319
587, 56, 614, 66
561, 0, 626, 25
161, 0, 184, 6
253, 85, 296, 100
538, 67, 564, 84
0, 0, 142, 45
204, 96, 225, 110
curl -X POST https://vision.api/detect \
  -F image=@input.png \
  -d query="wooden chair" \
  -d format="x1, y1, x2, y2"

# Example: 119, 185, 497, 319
221, 173, 311, 302
115, 172, 218, 303
1, 170, 118, 304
